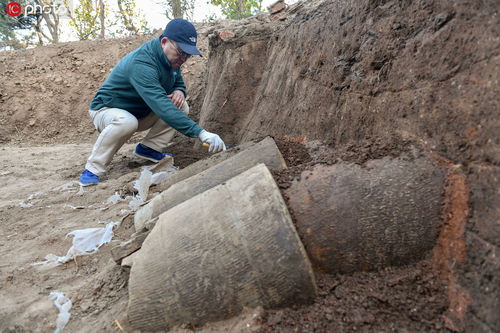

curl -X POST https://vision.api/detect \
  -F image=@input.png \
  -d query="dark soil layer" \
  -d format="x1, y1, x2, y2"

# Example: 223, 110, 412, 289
272, 135, 416, 190
167, 135, 212, 169
260, 261, 448, 333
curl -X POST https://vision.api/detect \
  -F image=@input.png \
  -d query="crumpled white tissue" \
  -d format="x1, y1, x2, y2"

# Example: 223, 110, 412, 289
127, 167, 177, 211
107, 191, 125, 205
135, 169, 153, 201
33, 221, 119, 266
49, 292, 72, 333
127, 169, 153, 211
151, 168, 177, 185
19, 191, 44, 208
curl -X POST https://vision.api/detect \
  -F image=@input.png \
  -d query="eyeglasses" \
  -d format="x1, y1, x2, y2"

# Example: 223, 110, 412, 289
169, 40, 191, 60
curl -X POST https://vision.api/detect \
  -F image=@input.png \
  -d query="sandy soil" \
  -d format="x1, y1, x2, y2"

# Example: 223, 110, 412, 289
0, 142, 151, 332
0, 131, 223, 333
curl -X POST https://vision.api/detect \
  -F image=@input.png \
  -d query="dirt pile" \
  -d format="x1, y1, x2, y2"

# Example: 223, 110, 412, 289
0, 25, 209, 145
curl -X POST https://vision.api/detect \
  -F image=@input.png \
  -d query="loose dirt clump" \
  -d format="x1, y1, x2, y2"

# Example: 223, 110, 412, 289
259, 260, 448, 333
166, 135, 212, 169
272, 135, 416, 191
274, 138, 312, 167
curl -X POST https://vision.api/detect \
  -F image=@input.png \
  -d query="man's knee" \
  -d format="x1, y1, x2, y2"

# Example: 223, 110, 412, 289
94, 108, 139, 135
181, 101, 190, 115
114, 115, 139, 135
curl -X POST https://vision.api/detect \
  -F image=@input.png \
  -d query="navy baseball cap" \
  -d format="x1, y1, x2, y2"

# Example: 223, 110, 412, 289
162, 19, 201, 56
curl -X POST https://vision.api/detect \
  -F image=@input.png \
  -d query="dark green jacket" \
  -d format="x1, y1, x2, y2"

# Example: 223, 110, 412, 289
90, 38, 203, 138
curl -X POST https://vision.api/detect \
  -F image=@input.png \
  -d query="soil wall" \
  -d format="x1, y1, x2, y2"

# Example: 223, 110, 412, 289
198, 1, 499, 331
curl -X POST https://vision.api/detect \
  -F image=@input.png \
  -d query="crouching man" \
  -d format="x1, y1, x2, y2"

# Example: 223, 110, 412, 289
80, 19, 225, 186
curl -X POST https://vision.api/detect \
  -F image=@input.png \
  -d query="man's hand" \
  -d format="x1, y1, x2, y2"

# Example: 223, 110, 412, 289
198, 130, 226, 153
167, 90, 185, 109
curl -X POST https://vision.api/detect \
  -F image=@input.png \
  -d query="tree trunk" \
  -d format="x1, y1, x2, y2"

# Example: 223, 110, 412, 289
170, 0, 183, 18
99, 0, 105, 38
36, 0, 59, 43
34, 16, 45, 45
236, 0, 246, 19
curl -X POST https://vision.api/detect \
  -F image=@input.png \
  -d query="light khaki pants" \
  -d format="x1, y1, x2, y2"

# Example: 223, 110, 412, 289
85, 101, 189, 176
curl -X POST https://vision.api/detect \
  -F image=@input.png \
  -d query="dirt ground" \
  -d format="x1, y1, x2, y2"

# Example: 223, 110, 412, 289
0, 132, 212, 331
0, 136, 449, 333
259, 262, 448, 333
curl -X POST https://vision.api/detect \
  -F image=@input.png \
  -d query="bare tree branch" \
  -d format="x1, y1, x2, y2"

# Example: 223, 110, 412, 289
117, 0, 138, 33
36, 0, 60, 43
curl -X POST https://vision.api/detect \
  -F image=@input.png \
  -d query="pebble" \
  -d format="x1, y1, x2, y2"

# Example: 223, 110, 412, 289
334, 286, 343, 299
267, 311, 283, 325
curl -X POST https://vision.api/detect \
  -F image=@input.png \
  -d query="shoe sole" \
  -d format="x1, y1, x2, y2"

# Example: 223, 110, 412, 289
79, 181, 98, 187
133, 151, 160, 163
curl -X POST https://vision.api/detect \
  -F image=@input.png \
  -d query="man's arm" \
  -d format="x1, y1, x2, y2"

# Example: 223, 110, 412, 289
172, 69, 186, 96
129, 60, 202, 138
168, 70, 186, 108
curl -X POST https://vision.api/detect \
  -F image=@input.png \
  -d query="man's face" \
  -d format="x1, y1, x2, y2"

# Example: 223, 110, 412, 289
160, 37, 190, 68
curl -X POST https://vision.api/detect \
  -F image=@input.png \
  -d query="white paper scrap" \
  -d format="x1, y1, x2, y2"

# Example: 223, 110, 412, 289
107, 192, 124, 205
49, 292, 72, 333
33, 221, 120, 266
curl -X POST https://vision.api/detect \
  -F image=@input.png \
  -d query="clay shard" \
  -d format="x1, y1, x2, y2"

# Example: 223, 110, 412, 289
285, 156, 445, 273
134, 137, 287, 231
127, 164, 316, 331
